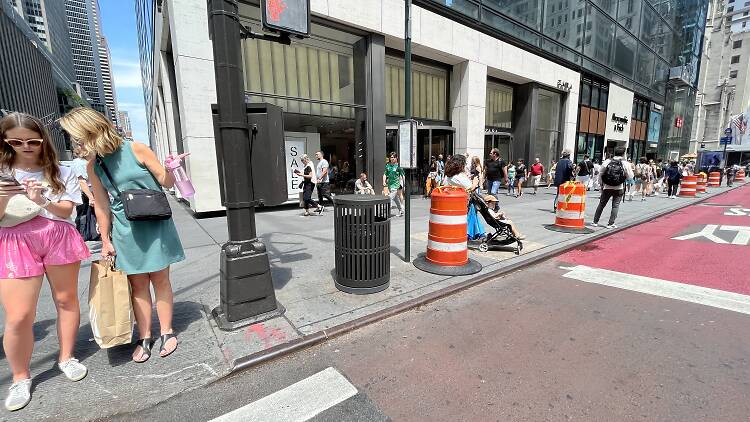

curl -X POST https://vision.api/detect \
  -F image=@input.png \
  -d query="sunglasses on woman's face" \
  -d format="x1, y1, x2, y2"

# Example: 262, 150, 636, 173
5, 138, 44, 148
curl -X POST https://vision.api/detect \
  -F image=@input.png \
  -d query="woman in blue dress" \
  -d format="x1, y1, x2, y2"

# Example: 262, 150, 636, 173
60, 108, 185, 363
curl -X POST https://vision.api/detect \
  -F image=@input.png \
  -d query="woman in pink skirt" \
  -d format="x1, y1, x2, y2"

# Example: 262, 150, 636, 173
0, 113, 90, 411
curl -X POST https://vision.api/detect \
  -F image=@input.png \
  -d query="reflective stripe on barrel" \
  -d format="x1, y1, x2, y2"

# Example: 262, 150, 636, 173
708, 172, 721, 187
426, 187, 469, 266
696, 178, 706, 193
679, 175, 698, 197
555, 182, 586, 229
737, 169, 746, 182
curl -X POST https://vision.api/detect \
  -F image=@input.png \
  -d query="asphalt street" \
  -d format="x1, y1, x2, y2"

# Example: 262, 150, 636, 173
102, 186, 750, 422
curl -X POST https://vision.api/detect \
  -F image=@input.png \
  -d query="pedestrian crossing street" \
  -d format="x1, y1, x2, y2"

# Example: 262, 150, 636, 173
209, 368, 358, 422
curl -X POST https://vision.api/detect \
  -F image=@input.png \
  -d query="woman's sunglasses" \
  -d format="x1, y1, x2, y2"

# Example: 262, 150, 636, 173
5, 138, 44, 148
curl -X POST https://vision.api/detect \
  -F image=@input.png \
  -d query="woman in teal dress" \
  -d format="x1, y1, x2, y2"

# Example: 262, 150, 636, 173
60, 108, 185, 363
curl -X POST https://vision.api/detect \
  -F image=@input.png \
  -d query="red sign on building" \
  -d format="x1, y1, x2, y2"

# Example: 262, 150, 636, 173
675, 116, 683, 128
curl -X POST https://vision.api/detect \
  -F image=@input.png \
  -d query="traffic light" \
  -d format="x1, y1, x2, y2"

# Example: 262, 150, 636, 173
261, 0, 310, 37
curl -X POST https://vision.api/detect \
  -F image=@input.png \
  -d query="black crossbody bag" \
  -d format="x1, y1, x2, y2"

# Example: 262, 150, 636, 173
96, 157, 172, 221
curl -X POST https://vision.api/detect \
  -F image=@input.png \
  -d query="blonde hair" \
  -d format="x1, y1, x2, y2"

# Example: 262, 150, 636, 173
59, 107, 123, 158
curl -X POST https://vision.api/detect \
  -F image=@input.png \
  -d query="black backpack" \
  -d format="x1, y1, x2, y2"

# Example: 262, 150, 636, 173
602, 159, 627, 186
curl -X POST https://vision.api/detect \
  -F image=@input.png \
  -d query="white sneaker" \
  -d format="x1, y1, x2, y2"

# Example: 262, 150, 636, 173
606, 224, 618, 229
5, 379, 31, 411
588, 222, 600, 227
58, 358, 87, 382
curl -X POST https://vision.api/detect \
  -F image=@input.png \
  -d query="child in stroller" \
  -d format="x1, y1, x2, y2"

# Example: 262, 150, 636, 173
468, 193, 525, 254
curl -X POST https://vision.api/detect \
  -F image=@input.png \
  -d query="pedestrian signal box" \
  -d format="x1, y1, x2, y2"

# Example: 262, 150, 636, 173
261, 0, 310, 37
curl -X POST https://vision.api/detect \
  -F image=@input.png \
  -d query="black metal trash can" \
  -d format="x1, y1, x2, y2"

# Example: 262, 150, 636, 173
333, 195, 391, 294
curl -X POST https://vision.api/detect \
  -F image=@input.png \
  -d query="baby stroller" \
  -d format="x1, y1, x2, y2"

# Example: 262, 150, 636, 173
468, 193, 523, 255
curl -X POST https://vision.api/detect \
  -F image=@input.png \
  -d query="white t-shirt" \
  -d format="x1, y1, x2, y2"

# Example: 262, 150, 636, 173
14, 166, 82, 225
316, 159, 330, 183
446, 173, 473, 190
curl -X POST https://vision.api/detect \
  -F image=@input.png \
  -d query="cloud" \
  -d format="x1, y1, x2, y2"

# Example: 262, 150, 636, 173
112, 60, 144, 89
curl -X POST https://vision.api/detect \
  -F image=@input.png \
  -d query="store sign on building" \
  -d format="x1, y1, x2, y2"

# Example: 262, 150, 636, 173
611, 114, 628, 133
604, 84, 635, 144
557, 80, 573, 92
675, 117, 684, 128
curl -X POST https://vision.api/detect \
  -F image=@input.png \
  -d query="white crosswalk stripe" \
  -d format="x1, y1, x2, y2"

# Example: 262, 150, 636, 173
209, 367, 358, 422
562, 265, 750, 315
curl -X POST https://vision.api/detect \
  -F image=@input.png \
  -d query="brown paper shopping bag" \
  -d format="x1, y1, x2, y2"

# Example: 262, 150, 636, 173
88, 260, 133, 348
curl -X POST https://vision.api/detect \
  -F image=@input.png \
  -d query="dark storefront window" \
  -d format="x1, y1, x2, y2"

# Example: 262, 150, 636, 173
628, 97, 649, 160
576, 77, 608, 162
535, 89, 562, 171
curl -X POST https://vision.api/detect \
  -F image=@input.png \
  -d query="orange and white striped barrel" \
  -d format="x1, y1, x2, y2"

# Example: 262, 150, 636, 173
737, 169, 746, 182
555, 181, 587, 230
708, 171, 721, 187
426, 187, 469, 266
679, 175, 698, 197
696, 175, 707, 194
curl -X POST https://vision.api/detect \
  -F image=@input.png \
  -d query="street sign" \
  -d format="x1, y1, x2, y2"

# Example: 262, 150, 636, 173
725, 127, 733, 135
398, 119, 417, 168
261, 0, 310, 37
721, 136, 733, 145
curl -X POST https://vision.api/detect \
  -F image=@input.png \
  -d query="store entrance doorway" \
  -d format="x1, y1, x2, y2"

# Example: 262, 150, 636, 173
386, 125, 454, 195
484, 131, 513, 163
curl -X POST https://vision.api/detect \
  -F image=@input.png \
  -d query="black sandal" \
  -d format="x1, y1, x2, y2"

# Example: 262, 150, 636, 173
159, 333, 178, 358
133, 338, 154, 363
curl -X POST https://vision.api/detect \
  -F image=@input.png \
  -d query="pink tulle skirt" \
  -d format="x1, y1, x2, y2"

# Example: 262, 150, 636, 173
0, 216, 91, 279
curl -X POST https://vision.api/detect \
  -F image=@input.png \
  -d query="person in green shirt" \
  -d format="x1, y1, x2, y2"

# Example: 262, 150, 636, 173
382, 152, 405, 216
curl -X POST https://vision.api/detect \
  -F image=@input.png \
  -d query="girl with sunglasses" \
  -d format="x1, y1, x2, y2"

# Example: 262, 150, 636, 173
0, 113, 90, 411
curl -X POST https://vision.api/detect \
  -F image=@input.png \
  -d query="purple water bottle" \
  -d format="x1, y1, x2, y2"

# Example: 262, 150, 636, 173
165, 153, 195, 198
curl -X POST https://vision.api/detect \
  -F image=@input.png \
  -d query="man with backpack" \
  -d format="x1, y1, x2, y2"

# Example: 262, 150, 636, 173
591, 146, 634, 229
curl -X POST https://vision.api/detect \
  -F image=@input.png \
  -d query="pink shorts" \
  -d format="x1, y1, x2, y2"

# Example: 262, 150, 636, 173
0, 216, 91, 279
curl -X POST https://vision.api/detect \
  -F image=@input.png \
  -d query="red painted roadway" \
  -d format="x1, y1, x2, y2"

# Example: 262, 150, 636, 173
560, 183, 750, 295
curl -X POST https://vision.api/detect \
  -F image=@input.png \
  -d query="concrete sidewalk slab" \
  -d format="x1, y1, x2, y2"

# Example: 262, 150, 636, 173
0, 182, 746, 421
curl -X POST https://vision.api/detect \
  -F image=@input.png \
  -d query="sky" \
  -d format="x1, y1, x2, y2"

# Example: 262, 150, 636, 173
98, 0, 147, 143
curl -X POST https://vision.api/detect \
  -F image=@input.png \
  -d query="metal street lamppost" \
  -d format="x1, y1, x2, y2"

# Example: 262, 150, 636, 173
403, 0, 412, 262
207, 0, 309, 330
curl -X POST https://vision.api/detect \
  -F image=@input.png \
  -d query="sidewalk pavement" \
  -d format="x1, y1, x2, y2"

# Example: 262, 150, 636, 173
1, 181, 746, 421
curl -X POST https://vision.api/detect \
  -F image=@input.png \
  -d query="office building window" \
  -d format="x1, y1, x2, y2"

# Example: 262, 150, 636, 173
485, 81, 514, 128
732, 55, 741, 64
385, 57, 448, 121
734, 40, 743, 48
730, 70, 739, 78
729, 6, 735, 12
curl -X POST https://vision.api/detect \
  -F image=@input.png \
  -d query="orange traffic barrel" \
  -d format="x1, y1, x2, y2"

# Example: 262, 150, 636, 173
737, 169, 746, 182
545, 181, 593, 234
708, 172, 721, 187
696, 177, 707, 194
414, 187, 482, 276
679, 175, 698, 197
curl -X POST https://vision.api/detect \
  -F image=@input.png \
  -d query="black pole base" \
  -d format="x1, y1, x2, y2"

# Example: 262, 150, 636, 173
543, 224, 595, 234
211, 301, 286, 332
413, 253, 482, 276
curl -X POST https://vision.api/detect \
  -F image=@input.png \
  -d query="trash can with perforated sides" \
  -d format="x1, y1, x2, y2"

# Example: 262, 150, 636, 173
333, 195, 391, 294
